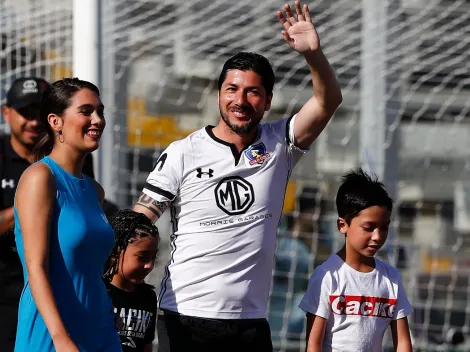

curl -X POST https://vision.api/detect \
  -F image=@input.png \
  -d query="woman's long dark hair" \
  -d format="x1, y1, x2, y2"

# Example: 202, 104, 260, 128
32, 78, 100, 162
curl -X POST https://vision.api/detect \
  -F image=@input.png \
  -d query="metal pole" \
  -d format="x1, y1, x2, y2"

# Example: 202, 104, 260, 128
454, 181, 470, 233
360, 0, 401, 261
99, 0, 129, 206
98, 0, 116, 200
73, 0, 98, 85
360, 0, 387, 179
73, 0, 101, 180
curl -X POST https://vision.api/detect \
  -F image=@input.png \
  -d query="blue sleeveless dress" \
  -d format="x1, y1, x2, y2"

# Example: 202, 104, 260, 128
14, 156, 121, 352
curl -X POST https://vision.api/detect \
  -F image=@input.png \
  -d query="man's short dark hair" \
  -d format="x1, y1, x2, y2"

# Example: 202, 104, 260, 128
217, 52, 275, 96
336, 168, 393, 224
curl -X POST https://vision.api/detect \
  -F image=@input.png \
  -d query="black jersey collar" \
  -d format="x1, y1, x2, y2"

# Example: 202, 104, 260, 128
205, 126, 260, 166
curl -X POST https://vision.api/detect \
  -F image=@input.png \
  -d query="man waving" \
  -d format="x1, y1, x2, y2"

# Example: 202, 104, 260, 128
134, 2, 342, 351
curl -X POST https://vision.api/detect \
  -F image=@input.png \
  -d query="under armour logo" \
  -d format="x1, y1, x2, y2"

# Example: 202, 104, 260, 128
196, 168, 214, 178
1, 179, 15, 189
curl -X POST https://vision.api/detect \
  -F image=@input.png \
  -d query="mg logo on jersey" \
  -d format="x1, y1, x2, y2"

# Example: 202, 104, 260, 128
330, 295, 396, 318
245, 143, 271, 165
215, 176, 255, 215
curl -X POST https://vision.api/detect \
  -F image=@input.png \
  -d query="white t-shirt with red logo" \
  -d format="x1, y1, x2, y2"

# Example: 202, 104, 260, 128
299, 254, 413, 352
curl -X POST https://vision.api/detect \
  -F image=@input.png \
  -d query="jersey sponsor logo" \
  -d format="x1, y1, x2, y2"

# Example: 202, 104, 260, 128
199, 213, 273, 227
1, 178, 15, 189
245, 142, 271, 165
329, 295, 396, 318
214, 176, 255, 215
196, 167, 214, 178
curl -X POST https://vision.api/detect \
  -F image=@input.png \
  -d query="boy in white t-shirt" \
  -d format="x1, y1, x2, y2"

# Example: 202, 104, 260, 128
299, 169, 413, 352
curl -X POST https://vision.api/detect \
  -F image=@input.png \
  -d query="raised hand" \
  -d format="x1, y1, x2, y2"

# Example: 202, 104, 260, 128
277, 1, 321, 54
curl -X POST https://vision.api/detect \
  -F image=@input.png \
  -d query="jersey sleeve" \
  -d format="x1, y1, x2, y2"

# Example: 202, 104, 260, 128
393, 272, 413, 320
142, 141, 184, 202
268, 115, 309, 171
298, 267, 332, 319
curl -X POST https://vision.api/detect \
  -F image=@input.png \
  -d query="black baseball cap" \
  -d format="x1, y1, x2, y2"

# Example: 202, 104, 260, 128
5, 77, 51, 110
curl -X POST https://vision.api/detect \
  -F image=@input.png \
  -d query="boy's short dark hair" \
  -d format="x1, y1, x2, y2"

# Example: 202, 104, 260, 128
336, 168, 393, 224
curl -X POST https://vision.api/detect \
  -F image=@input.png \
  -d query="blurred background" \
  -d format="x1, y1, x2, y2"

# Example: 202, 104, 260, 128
2, 0, 470, 350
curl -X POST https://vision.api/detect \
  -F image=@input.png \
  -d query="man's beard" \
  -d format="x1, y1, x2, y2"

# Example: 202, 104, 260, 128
13, 129, 39, 150
219, 107, 260, 135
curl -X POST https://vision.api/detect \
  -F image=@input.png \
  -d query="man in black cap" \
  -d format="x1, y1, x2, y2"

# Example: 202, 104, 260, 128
0, 77, 50, 351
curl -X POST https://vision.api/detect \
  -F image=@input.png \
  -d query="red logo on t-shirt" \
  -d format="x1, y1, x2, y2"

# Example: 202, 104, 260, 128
329, 295, 397, 318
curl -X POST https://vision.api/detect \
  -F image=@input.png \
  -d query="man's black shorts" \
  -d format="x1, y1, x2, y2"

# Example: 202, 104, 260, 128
157, 310, 273, 352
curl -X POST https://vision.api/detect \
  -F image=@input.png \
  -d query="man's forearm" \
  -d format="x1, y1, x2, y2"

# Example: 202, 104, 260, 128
133, 192, 170, 224
305, 50, 342, 112
0, 207, 15, 235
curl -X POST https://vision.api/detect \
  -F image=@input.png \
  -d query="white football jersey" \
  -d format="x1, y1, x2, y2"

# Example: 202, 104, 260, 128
143, 116, 306, 319
299, 254, 413, 352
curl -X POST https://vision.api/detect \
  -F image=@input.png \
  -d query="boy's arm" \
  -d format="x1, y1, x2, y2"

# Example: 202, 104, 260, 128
390, 317, 412, 352
299, 267, 331, 352
306, 313, 327, 352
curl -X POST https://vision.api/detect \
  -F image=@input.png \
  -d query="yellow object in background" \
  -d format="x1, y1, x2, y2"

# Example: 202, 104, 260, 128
127, 97, 191, 148
283, 181, 296, 213
422, 251, 453, 273
48, 52, 73, 81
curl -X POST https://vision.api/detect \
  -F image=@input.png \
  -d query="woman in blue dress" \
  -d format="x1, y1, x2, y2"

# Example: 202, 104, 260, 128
14, 78, 121, 352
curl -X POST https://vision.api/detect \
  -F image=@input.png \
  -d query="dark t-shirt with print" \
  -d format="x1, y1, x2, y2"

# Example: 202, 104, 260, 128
106, 282, 157, 351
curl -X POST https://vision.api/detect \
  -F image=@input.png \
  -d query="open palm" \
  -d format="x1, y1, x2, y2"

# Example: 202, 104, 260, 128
277, 1, 321, 53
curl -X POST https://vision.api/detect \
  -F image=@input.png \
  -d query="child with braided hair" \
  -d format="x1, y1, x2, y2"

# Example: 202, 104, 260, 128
104, 209, 160, 352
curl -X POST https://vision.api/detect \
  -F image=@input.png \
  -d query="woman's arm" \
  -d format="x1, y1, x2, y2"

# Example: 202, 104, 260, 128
16, 163, 79, 351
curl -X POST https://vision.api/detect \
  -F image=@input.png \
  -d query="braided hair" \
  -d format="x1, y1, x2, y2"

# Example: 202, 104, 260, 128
103, 209, 159, 283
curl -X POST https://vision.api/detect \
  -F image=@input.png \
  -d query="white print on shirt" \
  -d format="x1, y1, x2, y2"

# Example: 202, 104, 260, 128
123, 337, 137, 348
114, 307, 153, 339
330, 295, 396, 318
1, 178, 15, 189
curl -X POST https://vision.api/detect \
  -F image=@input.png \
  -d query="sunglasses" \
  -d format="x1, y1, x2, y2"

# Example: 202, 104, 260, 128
16, 105, 41, 121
